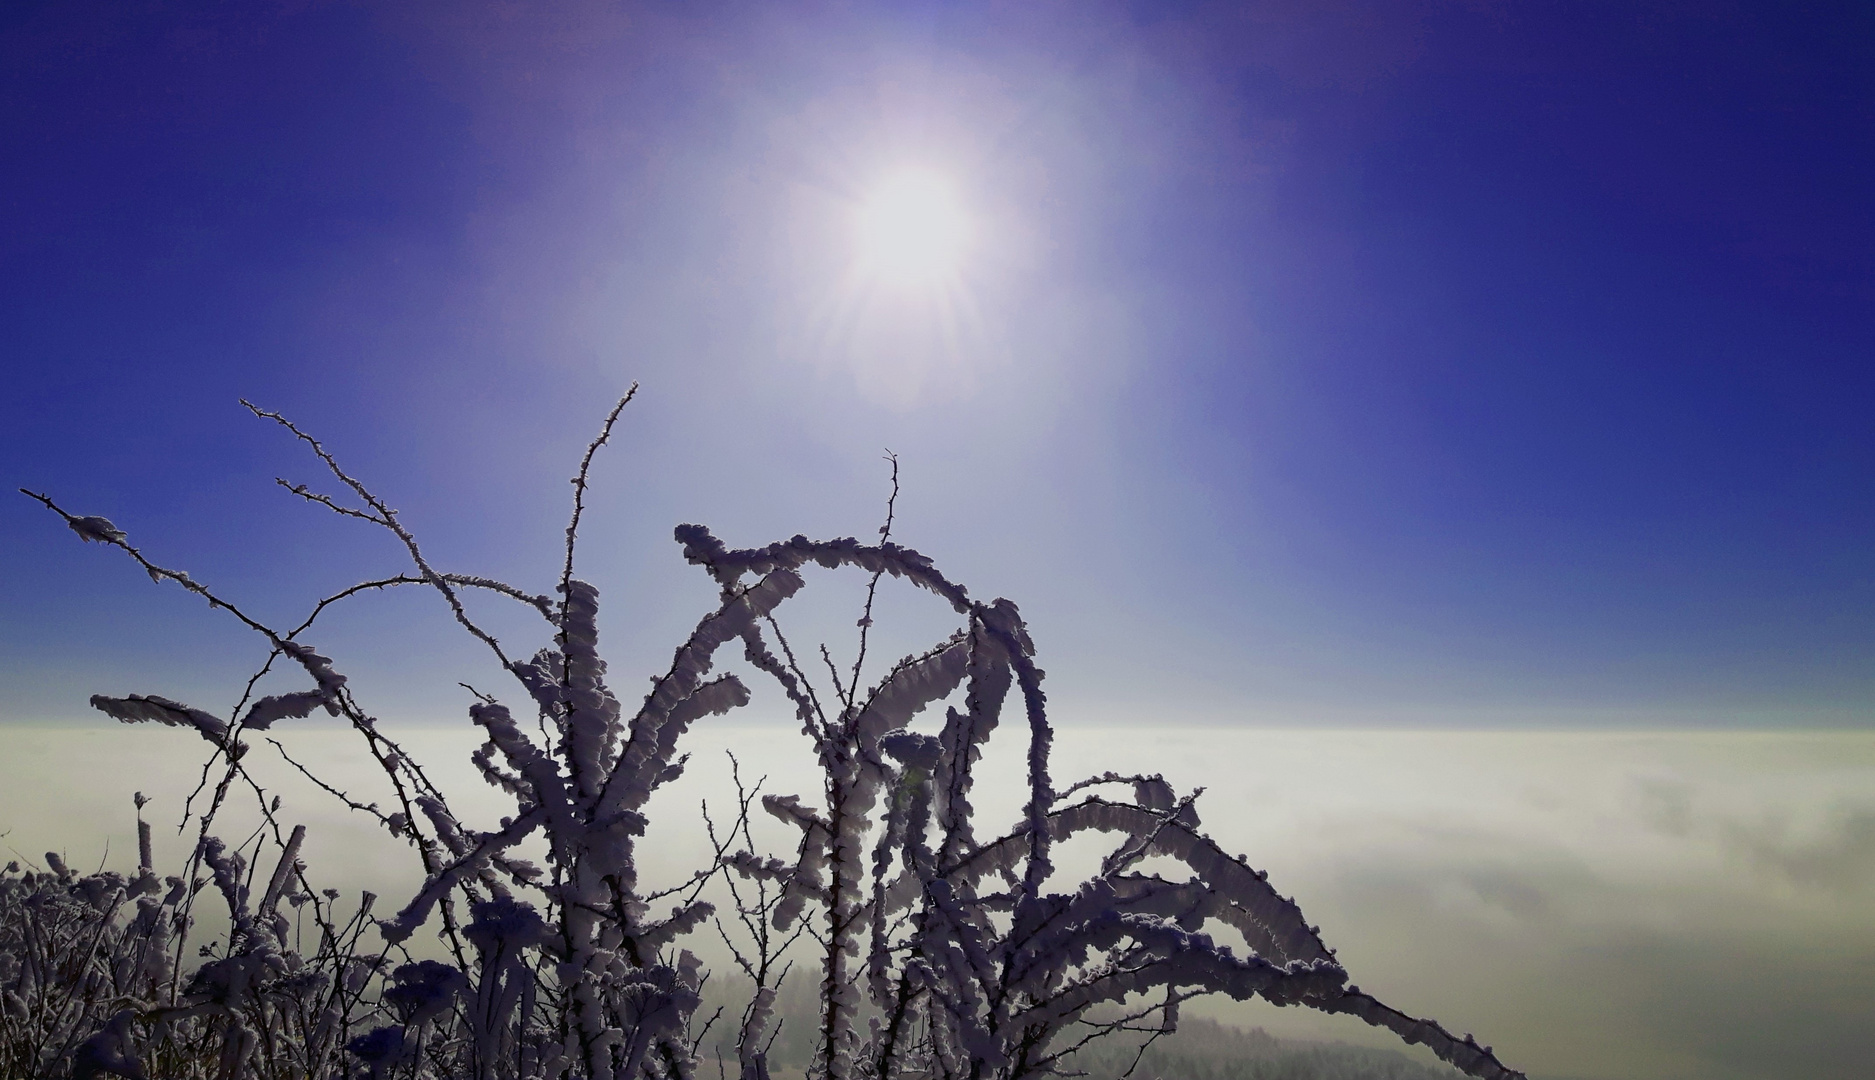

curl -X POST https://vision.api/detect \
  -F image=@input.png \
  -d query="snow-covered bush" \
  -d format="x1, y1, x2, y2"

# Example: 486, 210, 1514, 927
1, 799, 386, 1079
17, 395, 1524, 1080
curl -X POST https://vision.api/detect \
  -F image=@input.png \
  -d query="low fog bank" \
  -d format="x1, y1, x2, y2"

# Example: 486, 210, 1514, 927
2, 720, 1869, 1080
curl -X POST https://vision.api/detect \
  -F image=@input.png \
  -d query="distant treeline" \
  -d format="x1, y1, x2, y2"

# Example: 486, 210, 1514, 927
1066, 1016, 1466, 1080
697, 974, 1462, 1080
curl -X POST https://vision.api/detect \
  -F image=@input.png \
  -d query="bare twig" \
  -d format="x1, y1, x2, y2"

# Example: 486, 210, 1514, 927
560, 385, 637, 616
847, 451, 898, 705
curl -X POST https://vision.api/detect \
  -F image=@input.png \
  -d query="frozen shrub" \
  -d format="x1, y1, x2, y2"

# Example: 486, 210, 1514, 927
18, 393, 1524, 1079
0, 809, 380, 1079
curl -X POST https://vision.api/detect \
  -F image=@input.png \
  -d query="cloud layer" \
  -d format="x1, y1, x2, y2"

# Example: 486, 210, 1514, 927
3, 721, 1868, 1080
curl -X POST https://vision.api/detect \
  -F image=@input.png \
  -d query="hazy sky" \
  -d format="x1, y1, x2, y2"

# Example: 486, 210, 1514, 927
3, 7, 1874, 1079
5, 1, 1873, 726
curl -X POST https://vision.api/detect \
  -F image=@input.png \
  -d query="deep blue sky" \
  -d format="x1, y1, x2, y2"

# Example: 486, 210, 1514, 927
4, 1, 1873, 727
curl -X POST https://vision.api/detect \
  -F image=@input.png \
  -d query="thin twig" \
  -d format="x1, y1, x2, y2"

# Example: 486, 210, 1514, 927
242, 400, 517, 671
560, 386, 637, 615
847, 451, 898, 705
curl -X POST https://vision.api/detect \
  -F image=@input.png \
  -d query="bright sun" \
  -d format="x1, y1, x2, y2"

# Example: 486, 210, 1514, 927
853, 170, 970, 287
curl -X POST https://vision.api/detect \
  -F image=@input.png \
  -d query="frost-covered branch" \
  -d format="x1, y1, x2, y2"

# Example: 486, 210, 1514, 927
23, 398, 1527, 1080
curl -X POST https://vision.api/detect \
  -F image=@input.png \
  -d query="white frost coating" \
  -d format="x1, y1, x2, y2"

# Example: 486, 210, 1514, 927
27, 408, 1526, 1080
934, 625, 1012, 867
66, 515, 127, 545
89, 693, 230, 744
737, 984, 778, 1079
1315, 989, 1519, 1077
692, 524, 1523, 1079
555, 579, 620, 805
851, 638, 970, 746
761, 794, 831, 928
763, 793, 829, 834
259, 824, 306, 922
70, 1009, 143, 1080
277, 641, 348, 713
648, 676, 749, 793
636, 901, 714, 954
597, 568, 803, 822
378, 808, 545, 946
241, 690, 331, 730
725, 850, 793, 883
1017, 913, 1347, 1027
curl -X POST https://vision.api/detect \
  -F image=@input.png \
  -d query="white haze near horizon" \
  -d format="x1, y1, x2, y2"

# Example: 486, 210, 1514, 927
3, 719, 1870, 1080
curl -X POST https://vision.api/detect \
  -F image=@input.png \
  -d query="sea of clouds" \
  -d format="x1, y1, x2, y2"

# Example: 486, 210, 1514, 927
3, 719, 1869, 1080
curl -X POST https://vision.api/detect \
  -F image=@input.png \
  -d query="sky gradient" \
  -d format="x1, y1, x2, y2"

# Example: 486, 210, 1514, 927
6, 2, 1875, 727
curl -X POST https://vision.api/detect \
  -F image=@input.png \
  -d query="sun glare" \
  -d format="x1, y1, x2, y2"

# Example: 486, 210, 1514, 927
853, 170, 970, 287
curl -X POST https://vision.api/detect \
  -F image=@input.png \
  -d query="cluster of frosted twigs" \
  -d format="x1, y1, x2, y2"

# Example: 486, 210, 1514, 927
13, 395, 1523, 1080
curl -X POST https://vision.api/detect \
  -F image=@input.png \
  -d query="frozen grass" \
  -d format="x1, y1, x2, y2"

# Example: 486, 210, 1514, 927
9, 395, 1522, 1080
